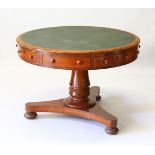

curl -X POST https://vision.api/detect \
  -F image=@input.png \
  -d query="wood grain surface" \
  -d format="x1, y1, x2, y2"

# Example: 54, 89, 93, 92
17, 26, 140, 135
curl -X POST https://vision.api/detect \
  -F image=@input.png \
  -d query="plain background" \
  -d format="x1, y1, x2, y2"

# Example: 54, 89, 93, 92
0, 8, 155, 145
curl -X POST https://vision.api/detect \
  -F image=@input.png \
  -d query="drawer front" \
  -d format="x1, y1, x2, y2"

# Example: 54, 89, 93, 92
42, 53, 92, 69
94, 51, 138, 69
18, 47, 42, 65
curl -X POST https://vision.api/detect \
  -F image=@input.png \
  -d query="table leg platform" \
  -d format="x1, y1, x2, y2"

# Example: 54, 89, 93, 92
25, 86, 118, 135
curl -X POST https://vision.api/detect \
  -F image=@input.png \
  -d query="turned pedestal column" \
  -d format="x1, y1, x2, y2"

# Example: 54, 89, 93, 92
64, 70, 96, 109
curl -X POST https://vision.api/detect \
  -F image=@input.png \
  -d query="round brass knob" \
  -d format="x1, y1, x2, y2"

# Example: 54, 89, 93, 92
125, 55, 129, 60
29, 54, 33, 59
17, 45, 22, 54
50, 58, 55, 63
76, 60, 82, 65
104, 59, 109, 65
18, 50, 22, 53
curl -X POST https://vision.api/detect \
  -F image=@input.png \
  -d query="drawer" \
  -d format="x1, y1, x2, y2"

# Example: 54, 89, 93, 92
94, 51, 137, 69
94, 54, 120, 68
121, 51, 137, 64
18, 47, 42, 65
42, 53, 92, 69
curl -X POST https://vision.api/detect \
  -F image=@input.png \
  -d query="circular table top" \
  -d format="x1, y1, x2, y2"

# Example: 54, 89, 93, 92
17, 26, 140, 70
17, 26, 140, 54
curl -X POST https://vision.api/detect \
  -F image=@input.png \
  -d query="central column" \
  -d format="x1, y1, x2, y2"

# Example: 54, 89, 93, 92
64, 70, 95, 109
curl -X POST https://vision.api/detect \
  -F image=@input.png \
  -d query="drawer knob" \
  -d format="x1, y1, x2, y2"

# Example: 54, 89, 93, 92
17, 46, 22, 54
29, 55, 33, 59
50, 58, 55, 63
104, 59, 109, 65
18, 50, 22, 53
139, 45, 141, 48
125, 55, 129, 60
76, 60, 82, 65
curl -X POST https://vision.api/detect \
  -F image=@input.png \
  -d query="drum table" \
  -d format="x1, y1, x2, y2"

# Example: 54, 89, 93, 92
16, 26, 140, 135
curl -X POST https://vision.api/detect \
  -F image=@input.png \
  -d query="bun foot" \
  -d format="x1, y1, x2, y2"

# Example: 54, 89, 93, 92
96, 95, 101, 101
105, 127, 119, 135
24, 112, 37, 119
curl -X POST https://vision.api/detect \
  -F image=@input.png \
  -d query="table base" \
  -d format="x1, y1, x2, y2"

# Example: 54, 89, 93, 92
24, 86, 118, 135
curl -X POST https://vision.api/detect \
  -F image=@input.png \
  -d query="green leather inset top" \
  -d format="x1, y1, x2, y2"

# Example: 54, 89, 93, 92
22, 26, 136, 50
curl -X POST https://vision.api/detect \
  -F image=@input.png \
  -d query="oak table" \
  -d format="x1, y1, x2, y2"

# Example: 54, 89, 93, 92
16, 26, 140, 135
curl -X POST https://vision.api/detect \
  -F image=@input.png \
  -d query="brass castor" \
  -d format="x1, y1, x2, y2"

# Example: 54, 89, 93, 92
96, 95, 101, 101
105, 126, 119, 135
24, 112, 37, 119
